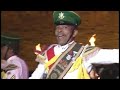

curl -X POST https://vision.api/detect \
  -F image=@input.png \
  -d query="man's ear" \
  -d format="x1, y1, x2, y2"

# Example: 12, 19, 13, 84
73, 30, 78, 37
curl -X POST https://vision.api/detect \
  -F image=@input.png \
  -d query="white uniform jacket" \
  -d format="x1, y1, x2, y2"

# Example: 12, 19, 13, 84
29, 41, 119, 79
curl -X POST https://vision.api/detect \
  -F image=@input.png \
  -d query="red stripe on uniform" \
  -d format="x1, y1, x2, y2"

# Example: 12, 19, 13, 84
47, 46, 55, 69
34, 50, 42, 54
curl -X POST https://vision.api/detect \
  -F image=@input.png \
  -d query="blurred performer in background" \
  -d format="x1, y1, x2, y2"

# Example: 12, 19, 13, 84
1, 33, 29, 79
29, 11, 119, 79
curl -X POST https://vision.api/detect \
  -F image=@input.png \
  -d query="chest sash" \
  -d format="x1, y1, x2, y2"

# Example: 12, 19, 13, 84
46, 42, 83, 79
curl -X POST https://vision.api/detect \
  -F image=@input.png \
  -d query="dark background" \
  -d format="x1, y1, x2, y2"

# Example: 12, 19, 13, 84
1, 11, 119, 72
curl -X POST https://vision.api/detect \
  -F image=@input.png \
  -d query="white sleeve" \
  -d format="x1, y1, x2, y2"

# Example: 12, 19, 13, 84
82, 61, 93, 73
29, 64, 45, 79
87, 49, 119, 64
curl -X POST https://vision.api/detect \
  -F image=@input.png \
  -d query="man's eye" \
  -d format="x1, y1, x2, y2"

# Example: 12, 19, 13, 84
56, 26, 69, 30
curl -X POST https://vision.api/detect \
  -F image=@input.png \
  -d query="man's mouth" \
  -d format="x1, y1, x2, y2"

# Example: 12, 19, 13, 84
57, 35, 64, 39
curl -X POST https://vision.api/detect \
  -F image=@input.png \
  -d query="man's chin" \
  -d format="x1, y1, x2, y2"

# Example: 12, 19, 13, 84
58, 42, 66, 46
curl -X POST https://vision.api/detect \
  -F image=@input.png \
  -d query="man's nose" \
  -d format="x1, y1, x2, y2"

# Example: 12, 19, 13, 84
57, 27, 63, 32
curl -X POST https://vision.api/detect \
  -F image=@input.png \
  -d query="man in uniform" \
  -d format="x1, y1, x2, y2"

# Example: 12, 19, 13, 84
29, 11, 119, 79
1, 33, 29, 79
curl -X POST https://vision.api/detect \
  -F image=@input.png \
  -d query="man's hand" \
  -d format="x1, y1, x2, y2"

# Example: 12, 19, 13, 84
89, 69, 100, 79
35, 54, 46, 64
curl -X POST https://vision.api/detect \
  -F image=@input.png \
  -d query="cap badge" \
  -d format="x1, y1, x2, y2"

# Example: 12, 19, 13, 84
58, 12, 65, 19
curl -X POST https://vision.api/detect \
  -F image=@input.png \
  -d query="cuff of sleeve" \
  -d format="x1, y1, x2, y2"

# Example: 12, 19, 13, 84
83, 61, 93, 73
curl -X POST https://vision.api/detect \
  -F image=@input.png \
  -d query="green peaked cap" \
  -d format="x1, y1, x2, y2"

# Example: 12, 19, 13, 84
53, 11, 81, 26
1, 33, 21, 47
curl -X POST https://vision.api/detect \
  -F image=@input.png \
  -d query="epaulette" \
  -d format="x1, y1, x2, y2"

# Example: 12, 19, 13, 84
34, 44, 57, 55
82, 45, 100, 61
41, 44, 57, 57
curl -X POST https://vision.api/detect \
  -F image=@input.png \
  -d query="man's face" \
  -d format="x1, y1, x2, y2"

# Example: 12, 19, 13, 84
55, 25, 76, 46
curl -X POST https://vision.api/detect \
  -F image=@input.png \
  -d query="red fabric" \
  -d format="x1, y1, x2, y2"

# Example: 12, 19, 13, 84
34, 50, 42, 54
46, 46, 55, 69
